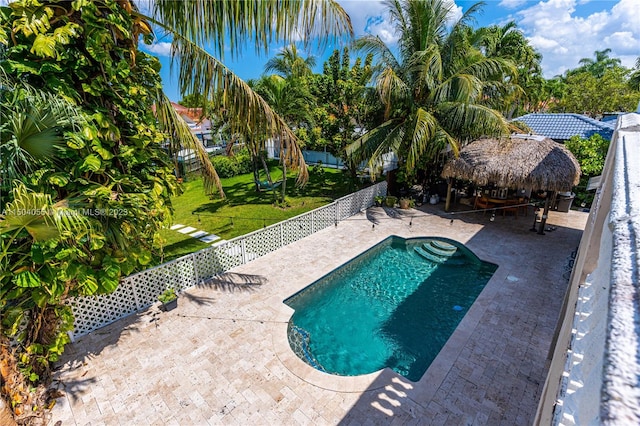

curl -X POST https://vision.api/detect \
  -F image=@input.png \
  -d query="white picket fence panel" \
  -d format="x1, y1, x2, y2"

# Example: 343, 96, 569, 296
69, 182, 387, 338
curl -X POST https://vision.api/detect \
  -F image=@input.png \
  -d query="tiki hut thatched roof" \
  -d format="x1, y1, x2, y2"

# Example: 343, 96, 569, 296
441, 135, 581, 192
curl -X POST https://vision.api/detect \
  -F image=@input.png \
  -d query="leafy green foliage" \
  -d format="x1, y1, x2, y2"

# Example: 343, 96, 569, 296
475, 21, 543, 118
564, 134, 610, 208
565, 134, 609, 177
0, 0, 177, 401
306, 48, 377, 177
210, 150, 253, 178
550, 67, 640, 117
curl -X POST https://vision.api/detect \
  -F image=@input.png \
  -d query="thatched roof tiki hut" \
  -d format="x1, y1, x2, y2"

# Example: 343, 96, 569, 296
441, 135, 581, 233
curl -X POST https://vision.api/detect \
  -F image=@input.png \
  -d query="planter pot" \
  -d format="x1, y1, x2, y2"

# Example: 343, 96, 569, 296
162, 299, 177, 312
385, 196, 398, 207
399, 199, 411, 209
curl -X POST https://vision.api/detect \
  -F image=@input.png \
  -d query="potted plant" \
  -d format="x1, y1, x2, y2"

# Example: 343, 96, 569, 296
399, 197, 414, 209
158, 288, 178, 311
374, 195, 385, 207
385, 196, 398, 207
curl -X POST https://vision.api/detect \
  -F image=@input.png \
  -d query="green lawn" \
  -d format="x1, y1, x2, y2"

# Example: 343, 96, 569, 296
157, 165, 374, 262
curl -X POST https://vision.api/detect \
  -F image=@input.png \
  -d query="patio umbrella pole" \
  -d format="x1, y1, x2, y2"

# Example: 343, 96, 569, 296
537, 191, 556, 235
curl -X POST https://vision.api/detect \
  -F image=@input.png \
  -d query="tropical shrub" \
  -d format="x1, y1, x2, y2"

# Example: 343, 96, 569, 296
211, 150, 253, 178
0, 1, 178, 419
564, 134, 610, 207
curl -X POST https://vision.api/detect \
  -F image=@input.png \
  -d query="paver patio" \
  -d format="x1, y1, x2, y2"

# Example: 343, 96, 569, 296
50, 204, 587, 425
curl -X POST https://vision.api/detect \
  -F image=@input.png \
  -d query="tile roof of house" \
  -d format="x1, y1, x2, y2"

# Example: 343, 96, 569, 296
512, 113, 615, 141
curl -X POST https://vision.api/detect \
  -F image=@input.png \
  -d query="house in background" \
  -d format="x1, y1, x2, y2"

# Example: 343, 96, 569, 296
170, 102, 215, 146
512, 113, 615, 143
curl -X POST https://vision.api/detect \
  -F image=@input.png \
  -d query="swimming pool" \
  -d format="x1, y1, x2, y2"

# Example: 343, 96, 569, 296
284, 236, 497, 382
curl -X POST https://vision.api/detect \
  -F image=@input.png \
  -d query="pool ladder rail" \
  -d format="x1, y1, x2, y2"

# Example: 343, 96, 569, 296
414, 240, 459, 264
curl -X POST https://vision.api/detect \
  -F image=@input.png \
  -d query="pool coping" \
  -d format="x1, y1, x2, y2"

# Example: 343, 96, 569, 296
272, 243, 507, 395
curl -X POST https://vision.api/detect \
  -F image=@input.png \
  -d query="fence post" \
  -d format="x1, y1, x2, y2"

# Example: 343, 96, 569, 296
280, 222, 284, 248
241, 239, 247, 264
131, 278, 141, 310
192, 252, 199, 286
335, 199, 340, 224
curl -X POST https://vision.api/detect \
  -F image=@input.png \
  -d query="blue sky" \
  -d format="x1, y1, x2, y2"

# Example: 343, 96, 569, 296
140, 0, 640, 102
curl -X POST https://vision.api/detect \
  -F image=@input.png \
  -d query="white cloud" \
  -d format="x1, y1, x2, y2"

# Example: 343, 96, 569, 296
448, 2, 464, 25
337, 0, 464, 44
364, 15, 400, 44
516, 0, 640, 77
338, 0, 388, 37
143, 41, 172, 57
498, 0, 529, 9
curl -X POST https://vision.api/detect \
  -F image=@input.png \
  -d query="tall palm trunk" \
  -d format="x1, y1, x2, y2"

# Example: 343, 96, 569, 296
281, 154, 287, 201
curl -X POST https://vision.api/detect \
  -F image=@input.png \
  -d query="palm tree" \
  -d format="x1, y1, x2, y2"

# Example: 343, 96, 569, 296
250, 74, 315, 197
347, 0, 512, 177
0, 75, 85, 186
145, 0, 352, 192
476, 21, 542, 117
576, 48, 622, 78
264, 44, 317, 79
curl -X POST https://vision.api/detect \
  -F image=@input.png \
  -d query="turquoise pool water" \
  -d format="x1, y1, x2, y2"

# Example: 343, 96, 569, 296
285, 236, 497, 382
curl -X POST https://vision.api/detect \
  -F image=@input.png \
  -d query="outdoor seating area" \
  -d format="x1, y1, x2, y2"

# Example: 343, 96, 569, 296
472, 189, 530, 217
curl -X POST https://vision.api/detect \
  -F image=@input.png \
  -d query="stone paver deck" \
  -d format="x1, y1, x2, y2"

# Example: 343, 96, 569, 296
51, 205, 587, 425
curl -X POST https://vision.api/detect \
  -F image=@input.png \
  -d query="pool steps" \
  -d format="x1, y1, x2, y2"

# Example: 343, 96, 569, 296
414, 240, 460, 263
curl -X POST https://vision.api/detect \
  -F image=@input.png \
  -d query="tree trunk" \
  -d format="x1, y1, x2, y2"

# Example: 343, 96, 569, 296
0, 398, 17, 426
260, 155, 273, 185
1, 336, 20, 426
252, 153, 261, 191
281, 156, 287, 201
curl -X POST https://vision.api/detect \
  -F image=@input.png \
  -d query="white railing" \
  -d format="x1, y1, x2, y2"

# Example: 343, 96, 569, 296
68, 182, 387, 338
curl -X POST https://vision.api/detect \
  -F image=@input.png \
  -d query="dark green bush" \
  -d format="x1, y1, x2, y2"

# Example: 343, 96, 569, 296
211, 149, 253, 178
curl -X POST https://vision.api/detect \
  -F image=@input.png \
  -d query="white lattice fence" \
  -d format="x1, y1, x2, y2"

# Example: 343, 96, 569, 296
69, 181, 387, 338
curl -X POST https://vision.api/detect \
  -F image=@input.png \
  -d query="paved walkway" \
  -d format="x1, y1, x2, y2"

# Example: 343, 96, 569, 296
51, 205, 587, 425
170, 223, 224, 245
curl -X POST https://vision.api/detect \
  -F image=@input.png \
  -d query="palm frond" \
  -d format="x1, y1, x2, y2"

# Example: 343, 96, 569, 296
459, 56, 517, 82
0, 182, 91, 242
431, 73, 482, 104
405, 107, 439, 169
352, 35, 401, 73
151, 0, 352, 59
436, 102, 509, 140
168, 38, 308, 186
153, 90, 224, 197
452, 1, 485, 30
408, 45, 442, 94
345, 119, 403, 165
377, 66, 410, 118
367, 121, 406, 172
0, 81, 84, 179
